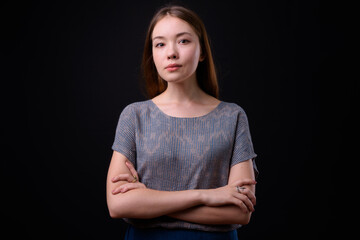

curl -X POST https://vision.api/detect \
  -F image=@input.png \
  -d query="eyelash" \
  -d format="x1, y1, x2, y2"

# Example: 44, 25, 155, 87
179, 39, 190, 44
155, 43, 165, 47
154, 39, 190, 48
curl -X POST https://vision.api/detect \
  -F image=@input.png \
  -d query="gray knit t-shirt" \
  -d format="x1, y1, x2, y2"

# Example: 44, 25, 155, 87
112, 100, 258, 232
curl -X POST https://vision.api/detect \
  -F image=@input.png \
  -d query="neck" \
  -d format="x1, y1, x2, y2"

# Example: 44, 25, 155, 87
161, 77, 204, 104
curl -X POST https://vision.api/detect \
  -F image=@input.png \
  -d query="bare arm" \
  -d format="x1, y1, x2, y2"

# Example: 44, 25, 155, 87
169, 205, 249, 225
108, 152, 256, 224
168, 159, 256, 225
106, 151, 204, 219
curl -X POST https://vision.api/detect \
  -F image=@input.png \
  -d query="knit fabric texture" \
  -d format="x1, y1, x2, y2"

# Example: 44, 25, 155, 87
112, 100, 257, 232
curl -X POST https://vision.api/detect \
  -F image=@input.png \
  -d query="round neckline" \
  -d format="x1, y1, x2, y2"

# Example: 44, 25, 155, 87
149, 100, 223, 120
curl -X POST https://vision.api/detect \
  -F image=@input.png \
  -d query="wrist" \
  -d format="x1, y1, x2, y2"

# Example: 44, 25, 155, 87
195, 189, 208, 205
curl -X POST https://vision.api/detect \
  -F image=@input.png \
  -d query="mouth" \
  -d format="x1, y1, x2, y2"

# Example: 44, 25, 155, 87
165, 63, 182, 71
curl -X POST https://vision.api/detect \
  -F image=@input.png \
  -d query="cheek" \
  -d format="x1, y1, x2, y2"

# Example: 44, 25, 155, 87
183, 47, 201, 68
152, 50, 162, 70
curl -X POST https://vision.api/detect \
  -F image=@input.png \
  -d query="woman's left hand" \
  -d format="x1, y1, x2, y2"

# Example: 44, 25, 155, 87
111, 161, 147, 194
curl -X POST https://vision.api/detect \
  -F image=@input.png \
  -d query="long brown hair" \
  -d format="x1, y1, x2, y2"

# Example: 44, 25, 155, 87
141, 5, 219, 99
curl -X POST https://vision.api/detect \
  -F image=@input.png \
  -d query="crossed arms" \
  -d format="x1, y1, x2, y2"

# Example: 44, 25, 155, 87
106, 151, 256, 225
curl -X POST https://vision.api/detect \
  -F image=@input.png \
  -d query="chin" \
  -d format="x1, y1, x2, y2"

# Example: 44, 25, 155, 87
161, 74, 185, 83
160, 72, 195, 84
163, 77, 183, 83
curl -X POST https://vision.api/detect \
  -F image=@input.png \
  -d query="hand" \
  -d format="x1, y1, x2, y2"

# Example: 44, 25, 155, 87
201, 179, 256, 213
111, 161, 146, 194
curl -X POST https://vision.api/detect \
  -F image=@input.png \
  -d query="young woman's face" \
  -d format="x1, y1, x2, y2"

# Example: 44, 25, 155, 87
152, 15, 203, 84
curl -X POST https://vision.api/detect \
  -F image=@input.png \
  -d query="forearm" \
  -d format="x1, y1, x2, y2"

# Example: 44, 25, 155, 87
107, 188, 202, 219
107, 155, 256, 222
168, 205, 252, 225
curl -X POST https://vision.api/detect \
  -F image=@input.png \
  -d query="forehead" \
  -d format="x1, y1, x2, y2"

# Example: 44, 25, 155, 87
152, 15, 196, 39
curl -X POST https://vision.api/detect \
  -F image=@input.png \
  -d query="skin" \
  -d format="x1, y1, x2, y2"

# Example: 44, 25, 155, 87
151, 15, 220, 118
152, 15, 203, 85
106, 15, 257, 225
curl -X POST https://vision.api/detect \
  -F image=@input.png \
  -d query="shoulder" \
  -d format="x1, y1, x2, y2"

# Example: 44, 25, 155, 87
120, 100, 153, 115
218, 101, 247, 116
216, 102, 251, 127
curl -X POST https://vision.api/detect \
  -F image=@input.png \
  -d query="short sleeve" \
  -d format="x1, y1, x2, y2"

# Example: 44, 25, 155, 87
112, 105, 136, 166
231, 107, 259, 178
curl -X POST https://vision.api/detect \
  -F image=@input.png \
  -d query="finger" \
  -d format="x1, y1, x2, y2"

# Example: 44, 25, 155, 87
111, 173, 133, 183
235, 193, 255, 212
117, 182, 146, 193
125, 161, 139, 180
233, 199, 250, 213
112, 186, 122, 195
112, 174, 132, 182
232, 178, 257, 187
237, 187, 256, 206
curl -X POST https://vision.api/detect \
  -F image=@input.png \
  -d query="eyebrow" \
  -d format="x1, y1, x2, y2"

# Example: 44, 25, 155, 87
152, 32, 193, 41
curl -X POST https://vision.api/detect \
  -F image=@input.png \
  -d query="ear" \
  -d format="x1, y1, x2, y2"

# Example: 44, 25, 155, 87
199, 53, 206, 62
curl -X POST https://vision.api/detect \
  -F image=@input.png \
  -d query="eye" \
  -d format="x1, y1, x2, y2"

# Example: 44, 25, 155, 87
155, 42, 164, 48
179, 39, 190, 44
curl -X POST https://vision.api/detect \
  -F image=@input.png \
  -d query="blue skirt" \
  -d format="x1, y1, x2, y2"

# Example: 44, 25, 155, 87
124, 225, 238, 240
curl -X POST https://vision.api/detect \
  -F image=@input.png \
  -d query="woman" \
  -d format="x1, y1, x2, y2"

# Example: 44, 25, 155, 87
106, 5, 258, 240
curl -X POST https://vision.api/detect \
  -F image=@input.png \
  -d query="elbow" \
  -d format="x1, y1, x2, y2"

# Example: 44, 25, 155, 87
109, 211, 118, 219
108, 207, 122, 219
108, 203, 133, 219
107, 197, 149, 219
107, 197, 129, 219
237, 212, 252, 225
108, 203, 124, 219
108, 204, 153, 219
239, 218, 250, 226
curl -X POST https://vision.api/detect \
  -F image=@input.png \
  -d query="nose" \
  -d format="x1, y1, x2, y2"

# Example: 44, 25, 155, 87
167, 44, 178, 60
168, 54, 177, 59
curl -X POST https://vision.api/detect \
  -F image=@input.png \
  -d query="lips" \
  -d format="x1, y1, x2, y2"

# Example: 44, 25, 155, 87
165, 63, 182, 71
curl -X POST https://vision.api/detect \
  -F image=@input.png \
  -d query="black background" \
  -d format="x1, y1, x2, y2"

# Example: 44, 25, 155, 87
2, 0, 354, 239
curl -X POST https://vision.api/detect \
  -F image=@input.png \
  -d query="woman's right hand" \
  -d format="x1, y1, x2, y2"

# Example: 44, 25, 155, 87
111, 161, 147, 194
201, 179, 256, 213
